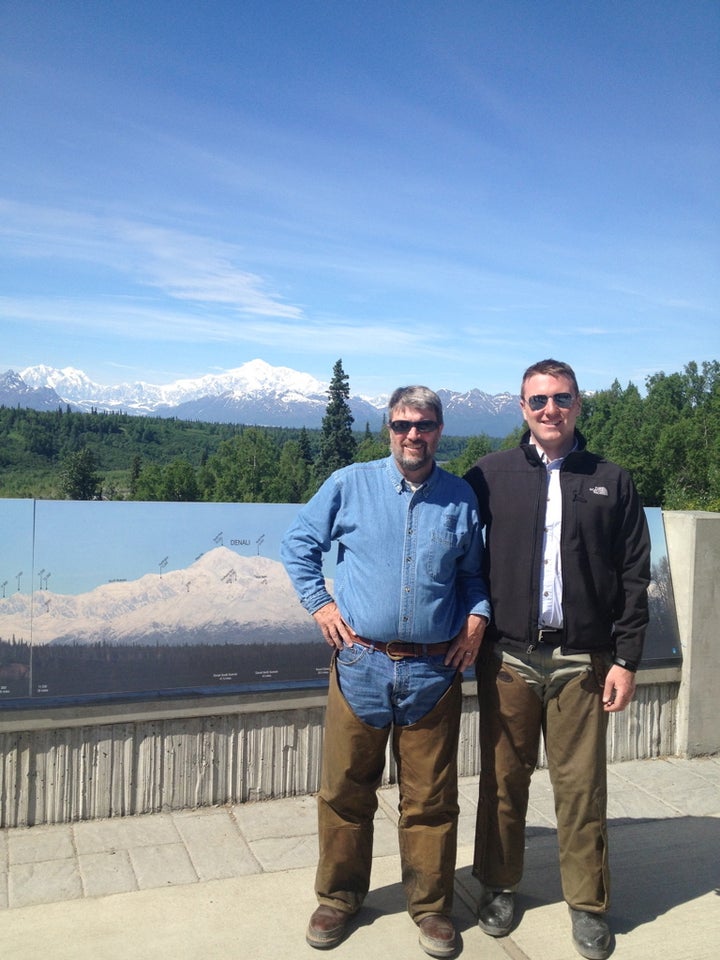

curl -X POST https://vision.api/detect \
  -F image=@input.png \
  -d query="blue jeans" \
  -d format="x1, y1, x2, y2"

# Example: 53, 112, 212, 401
336, 641, 457, 727
316, 657, 462, 918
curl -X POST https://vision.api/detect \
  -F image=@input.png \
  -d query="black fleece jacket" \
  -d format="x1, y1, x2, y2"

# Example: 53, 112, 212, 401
463, 430, 651, 666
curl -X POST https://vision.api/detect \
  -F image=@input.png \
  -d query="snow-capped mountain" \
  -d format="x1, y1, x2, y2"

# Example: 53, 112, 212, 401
0, 369, 65, 410
0, 547, 318, 647
4, 359, 523, 435
19, 359, 326, 411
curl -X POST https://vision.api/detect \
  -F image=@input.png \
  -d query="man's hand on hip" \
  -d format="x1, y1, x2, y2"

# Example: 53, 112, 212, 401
445, 614, 488, 669
312, 601, 359, 650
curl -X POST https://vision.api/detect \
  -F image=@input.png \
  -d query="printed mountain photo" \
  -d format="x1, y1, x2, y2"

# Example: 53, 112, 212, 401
0, 499, 681, 706
0, 501, 333, 702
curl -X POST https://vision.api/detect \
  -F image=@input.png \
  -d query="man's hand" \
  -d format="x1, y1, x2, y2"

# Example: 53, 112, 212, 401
445, 614, 488, 670
602, 663, 637, 712
312, 601, 359, 650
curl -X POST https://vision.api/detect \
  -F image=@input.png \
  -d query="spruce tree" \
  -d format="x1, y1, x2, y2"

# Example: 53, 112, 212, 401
315, 359, 356, 485
298, 426, 314, 464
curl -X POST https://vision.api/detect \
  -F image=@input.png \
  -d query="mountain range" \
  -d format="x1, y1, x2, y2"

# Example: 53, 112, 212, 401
1, 359, 523, 436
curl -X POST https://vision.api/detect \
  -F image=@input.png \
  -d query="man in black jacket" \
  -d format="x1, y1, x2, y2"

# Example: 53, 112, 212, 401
463, 359, 650, 960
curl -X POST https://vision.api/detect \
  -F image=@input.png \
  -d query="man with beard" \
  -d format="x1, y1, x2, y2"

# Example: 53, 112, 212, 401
282, 385, 490, 958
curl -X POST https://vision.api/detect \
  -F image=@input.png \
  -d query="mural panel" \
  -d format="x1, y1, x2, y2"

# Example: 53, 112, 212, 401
0, 501, 680, 706
0, 499, 35, 699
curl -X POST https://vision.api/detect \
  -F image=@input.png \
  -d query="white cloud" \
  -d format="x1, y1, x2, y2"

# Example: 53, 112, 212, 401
0, 200, 304, 319
112, 221, 304, 318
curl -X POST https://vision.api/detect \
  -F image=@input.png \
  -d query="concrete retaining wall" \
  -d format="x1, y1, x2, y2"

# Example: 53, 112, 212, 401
0, 672, 680, 828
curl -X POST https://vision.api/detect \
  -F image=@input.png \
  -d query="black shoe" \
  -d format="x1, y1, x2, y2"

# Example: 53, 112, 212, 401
306, 905, 352, 949
477, 890, 514, 937
569, 908, 611, 960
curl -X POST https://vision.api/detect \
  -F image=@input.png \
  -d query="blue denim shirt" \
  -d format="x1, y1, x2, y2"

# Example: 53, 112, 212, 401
281, 455, 490, 643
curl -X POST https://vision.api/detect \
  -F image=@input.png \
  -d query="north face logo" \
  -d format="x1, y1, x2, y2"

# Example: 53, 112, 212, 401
589, 486, 609, 496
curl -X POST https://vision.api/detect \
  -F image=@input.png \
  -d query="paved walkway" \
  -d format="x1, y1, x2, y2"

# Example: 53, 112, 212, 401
1, 757, 718, 959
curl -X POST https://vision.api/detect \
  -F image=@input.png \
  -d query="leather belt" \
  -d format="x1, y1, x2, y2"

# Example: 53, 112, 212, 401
527, 627, 564, 653
353, 637, 452, 660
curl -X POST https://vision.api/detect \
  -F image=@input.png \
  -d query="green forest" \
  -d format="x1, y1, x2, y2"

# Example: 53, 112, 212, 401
1, 359, 718, 511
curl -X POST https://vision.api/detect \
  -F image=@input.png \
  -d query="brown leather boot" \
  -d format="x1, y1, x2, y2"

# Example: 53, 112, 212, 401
306, 904, 352, 949
417, 914, 456, 958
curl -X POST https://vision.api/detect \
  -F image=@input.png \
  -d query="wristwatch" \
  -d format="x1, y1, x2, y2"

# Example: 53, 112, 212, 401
613, 656, 638, 672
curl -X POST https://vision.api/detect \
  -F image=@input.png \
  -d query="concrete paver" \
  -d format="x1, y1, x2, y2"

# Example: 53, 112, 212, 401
7, 823, 75, 864
230, 793, 317, 840
248, 832, 319, 872
73, 811, 182, 852
78, 848, 138, 898
172, 808, 260, 880
8, 857, 83, 909
128, 841, 199, 889
0, 756, 718, 960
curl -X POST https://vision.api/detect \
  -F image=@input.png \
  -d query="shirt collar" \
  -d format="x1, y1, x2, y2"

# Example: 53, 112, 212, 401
385, 454, 439, 494
531, 438, 579, 467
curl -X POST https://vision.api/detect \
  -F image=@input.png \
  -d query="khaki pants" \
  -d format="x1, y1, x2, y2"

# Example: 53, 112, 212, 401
315, 658, 462, 920
473, 645, 610, 912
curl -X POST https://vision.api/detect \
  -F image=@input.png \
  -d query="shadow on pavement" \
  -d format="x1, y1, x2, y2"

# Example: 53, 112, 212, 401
455, 815, 720, 935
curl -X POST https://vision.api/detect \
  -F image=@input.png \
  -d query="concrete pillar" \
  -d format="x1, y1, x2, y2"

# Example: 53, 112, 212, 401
663, 511, 720, 757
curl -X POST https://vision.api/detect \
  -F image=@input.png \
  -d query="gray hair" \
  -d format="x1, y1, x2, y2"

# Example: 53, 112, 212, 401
388, 385, 444, 424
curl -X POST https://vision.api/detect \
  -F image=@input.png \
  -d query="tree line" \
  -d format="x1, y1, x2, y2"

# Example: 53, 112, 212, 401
579, 360, 719, 511
443, 360, 720, 511
1, 359, 717, 510
0, 360, 463, 502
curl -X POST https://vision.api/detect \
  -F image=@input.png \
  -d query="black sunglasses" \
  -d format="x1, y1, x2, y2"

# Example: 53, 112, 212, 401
525, 393, 575, 411
389, 419, 440, 434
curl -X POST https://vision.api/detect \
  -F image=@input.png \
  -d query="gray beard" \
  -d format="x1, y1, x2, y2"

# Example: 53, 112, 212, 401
397, 449, 432, 474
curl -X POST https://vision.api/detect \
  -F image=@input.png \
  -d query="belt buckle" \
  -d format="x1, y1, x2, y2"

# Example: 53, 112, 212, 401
538, 628, 558, 645
386, 641, 406, 661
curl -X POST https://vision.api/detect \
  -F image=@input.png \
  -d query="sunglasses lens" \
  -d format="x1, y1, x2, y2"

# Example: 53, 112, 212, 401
527, 393, 574, 411
389, 420, 439, 434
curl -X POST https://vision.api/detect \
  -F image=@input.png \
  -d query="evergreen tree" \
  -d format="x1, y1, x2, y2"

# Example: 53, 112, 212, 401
579, 361, 720, 509
355, 420, 390, 463
267, 439, 312, 502
200, 428, 279, 502
132, 463, 164, 501
129, 455, 143, 498
298, 426, 314, 464
314, 359, 356, 485
499, 424, 526, 450
160, 458, 199, 501
443, 434, 494, 476
59, 448, 103, 500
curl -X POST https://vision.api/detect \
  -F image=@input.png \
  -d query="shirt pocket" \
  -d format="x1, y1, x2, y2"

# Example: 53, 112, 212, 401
425, 519, 464, 583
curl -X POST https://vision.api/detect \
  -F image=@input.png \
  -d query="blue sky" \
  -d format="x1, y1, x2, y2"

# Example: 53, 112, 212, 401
1, 0, 717, 397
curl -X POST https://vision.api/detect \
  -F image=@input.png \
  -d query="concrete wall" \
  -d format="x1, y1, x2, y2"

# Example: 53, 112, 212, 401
0, 672, 681, 828
663, 511, 720, 757
0, 511, 717, 828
